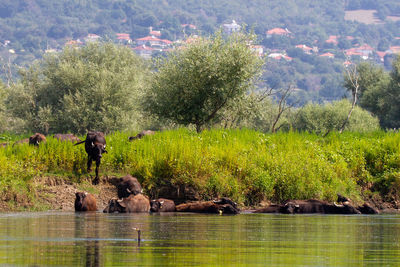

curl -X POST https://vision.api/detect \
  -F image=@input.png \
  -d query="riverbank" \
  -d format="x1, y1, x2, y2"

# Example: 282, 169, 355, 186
1, 129, 400, 211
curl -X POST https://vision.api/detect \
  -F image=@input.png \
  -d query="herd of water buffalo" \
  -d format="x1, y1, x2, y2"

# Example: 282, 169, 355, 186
2, 130, 381, 215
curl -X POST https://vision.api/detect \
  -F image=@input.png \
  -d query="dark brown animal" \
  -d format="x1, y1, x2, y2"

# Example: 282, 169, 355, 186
74, 192, 97, 211
117, 175, 143, 198
129, 130, 155, 141
150, 198, 176, 212
254, 199, 361, 214
176, 198, 240, 214
103, 194, 150, 213
75, 131, 107, 185
53, 133, 81, 143
29, 133, 46, 146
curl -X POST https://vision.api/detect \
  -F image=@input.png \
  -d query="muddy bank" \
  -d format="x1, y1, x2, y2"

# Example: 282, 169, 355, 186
1, 175, 400, 214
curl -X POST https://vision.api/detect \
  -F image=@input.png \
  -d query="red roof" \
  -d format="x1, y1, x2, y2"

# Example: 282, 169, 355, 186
319, 52, 334, 57
267, 28, 291, 35
181, 24, 197, 29
136, 36, 172, 44
325, 35, 338, 44
376, 51, 386, 58
295, 44, 312, 51
133, 45, 154, 51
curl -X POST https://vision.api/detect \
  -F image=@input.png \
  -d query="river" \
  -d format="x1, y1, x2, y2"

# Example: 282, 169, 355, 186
0, 212, 399, 266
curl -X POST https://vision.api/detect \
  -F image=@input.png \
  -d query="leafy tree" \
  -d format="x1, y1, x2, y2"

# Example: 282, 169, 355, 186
291, 100, 380, 134
6, 42, 149, 134
145, 31, 264, 132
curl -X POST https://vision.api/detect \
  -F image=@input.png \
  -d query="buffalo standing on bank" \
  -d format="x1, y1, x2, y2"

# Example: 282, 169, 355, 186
117, 175, 143, 198
75, 131, 107, 185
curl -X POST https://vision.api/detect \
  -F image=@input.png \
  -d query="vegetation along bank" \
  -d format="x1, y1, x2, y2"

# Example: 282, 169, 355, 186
1, 129, 400, 211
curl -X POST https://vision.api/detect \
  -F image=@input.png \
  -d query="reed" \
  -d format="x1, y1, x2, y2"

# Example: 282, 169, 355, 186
1, 129, 400, 206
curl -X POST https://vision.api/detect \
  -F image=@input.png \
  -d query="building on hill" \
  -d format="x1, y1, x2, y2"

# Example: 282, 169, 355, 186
295, 44, 313, 54
266, 28, 291, 38
325, 35, 338, 45
319, 52, 335, 58
84, 34, 101, 43
116, 33, 131, 44
133, 45, 155, 59
149, 27, 161, 37
223, 20, 241, 34
136, 36, 172, 48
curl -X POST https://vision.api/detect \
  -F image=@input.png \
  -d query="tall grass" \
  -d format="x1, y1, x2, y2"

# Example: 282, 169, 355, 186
1, 129, 400, 206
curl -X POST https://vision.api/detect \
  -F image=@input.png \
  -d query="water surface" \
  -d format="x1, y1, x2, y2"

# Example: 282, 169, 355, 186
0, 212, 399, 266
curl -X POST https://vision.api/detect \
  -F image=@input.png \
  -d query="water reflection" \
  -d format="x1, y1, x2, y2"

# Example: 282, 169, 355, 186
0, 212, 399, 266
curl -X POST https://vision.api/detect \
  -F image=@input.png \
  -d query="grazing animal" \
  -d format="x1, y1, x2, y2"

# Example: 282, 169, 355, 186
103, 194, 150, 213
75, 192, 97, 211
29, 133, 46, 146
176, 198, 240, 214
129, 130, 155, 141
117, 175, 143, 198
74, 131, 107, 185
53, 133, 81, 143
150, 198, 176, 212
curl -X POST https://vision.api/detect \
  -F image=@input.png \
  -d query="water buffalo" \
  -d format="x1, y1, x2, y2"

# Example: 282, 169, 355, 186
176, 198, 240, 214
254, 199, 361, 214
29, 133, 46, 146
75, 131, 107, 185
117, 175, 143, 198
53, 133, 81, 143
150, 198, 176, 212
103, 194, 150, 213
75, 192, 97, 211
129, 130, 155, 141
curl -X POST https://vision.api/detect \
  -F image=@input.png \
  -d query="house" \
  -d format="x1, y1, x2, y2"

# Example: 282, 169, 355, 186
149, 27, 161, 37
65, 40, 83, 46
116, 33, 131, 43
250, 45, 264, 57
325, 35, 338, 45
181, 24, 197, 30
266, 28, 291, 38
133, 45, 155, 59
387, 46, 400, 54
376, 51, 387, 62
295, 44, 313, 54
84, 34, 101, 43
136, 36, 172, 48
223, 20, 241, 34
319, 52, 335, 58
268, 53, 292, 61
345, 44, 374, 59
343, 60, 352, 67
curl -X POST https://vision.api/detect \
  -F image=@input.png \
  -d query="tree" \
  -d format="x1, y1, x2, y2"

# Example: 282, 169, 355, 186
7, 42, 149, 134
145, 31, 264, 132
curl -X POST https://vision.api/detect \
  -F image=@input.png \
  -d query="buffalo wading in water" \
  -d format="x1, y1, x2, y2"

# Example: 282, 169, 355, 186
74, 192, 97, 212
103, 194, 150, 213
150, 198, 176, 212
75, 131, 107, 185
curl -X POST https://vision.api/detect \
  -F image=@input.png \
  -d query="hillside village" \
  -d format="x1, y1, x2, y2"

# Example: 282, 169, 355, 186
2, 18, 399, 69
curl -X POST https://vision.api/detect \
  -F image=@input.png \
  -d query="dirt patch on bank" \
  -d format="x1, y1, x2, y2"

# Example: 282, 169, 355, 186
0, 176, 120, 212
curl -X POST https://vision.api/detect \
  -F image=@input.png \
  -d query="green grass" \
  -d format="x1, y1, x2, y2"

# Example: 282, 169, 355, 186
1, 129, 400, 207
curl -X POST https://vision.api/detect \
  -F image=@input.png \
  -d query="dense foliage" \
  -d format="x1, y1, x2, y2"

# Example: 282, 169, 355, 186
1, 129, 400, 209
5, 42, 149, 134
1, 0, 400, 103
145, 31, 264, 132
345, 56, 400, 129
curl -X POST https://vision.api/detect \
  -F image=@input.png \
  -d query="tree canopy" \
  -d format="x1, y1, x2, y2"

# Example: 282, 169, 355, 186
6, 42, 149, 134
145, 31, 264, 132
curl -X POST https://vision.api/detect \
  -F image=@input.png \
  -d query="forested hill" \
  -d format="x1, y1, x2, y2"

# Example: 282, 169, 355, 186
1, 0, 400, 102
